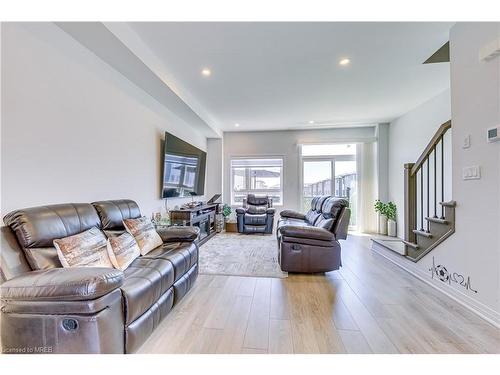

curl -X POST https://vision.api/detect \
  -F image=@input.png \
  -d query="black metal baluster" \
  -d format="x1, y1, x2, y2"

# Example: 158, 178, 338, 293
433, 147, 437, 218
441, 135, 445, 219
415, 180, 418, 234
420, 168, 424, 231
426, 158, 430, 232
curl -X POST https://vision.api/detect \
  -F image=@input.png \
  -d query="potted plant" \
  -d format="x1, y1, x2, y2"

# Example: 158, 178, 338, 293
374, 200, 397, 237
374, 199, 388, 235
385, 202, 397, 237
222, 204, 232, 223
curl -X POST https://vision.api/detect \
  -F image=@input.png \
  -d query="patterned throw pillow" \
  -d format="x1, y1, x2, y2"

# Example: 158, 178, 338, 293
123, 217, 163, 255
54, 227, 114, 268
106, 232, 141, 271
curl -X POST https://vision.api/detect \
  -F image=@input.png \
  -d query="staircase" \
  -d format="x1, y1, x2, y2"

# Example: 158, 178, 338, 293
403, 120, 455, 261
372, 120, 455, 261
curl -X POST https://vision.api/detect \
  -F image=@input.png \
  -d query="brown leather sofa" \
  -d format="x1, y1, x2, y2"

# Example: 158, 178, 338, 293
277, 196, 350, 273
0, 199, 199, 354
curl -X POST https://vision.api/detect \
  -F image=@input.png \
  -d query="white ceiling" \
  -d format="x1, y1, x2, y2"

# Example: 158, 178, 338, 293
129, 22, 452, 133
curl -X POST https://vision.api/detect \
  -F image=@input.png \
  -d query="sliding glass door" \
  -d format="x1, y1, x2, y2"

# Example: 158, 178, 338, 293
301, 144, 357, 229
302, 160, 333, 210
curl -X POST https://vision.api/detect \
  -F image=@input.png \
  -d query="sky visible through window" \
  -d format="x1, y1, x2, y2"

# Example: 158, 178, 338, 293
302, 144, 356, 184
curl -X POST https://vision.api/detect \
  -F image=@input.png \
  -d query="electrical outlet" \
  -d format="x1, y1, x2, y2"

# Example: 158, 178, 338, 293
463, 166, 481, 180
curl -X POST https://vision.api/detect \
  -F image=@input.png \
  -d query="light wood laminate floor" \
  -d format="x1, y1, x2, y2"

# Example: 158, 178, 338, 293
138, 234, 500, 354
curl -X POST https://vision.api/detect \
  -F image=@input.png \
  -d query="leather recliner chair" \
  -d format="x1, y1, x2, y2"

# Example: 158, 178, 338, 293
235, 194, 275, 234
277, 196, 350, 273
0, 199, 199, 354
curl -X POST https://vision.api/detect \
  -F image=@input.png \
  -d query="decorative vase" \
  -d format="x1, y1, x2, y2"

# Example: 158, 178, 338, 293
387, 219, 397, 237
378, 214, 388, 235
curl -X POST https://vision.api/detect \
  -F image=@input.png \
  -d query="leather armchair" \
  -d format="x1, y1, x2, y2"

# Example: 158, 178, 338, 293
236, 194, 275, 234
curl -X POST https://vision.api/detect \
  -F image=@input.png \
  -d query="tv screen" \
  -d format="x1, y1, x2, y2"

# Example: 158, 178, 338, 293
161, 132, 206, 199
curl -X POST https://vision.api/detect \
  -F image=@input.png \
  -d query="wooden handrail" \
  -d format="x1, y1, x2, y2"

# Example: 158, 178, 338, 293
410, 120, 451, 176
404, 120, 452, 245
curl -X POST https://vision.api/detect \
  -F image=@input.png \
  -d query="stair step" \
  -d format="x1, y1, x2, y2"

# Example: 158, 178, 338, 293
439, 201, 457, 207
402, 239, 420, 249
413, 230, 433, 238
425, 217, 448, 224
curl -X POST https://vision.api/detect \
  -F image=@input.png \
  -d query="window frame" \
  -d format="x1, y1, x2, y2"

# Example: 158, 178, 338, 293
230, 156, 285, 206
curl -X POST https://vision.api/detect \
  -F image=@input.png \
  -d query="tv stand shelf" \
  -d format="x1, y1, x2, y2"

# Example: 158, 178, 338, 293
169, 203, 219, 245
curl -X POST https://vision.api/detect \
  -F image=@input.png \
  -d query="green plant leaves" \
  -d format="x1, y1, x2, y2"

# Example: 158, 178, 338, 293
374, 199, 397, 221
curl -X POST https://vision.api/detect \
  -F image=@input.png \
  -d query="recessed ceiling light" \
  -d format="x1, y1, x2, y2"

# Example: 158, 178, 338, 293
201, 68, 211, 76
234, 123, 240, 128
339, 58, 350, 66
308, 120, 315, 124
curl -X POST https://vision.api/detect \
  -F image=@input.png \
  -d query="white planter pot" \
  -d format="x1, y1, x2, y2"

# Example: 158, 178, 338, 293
387, 219, 397, 237
378, 215, 388, 235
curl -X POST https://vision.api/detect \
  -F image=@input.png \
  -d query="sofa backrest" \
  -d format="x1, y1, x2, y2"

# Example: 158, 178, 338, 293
314, 196, 349, 231
91, 200, 141, 235
305, 195, 329, 225
3, 203, 102, 271
304, 196, 319, 224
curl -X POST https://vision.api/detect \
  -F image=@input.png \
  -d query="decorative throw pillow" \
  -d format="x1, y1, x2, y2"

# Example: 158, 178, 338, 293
123, 217, 163, 255
106, 232, 140, 271
53, 227, 114, 268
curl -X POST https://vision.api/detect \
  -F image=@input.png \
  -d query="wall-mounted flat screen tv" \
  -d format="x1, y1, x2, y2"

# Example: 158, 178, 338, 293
161, 132, 206, 198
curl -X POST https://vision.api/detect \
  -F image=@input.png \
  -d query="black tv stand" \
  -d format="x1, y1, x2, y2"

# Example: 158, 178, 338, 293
169, 203, 220, 245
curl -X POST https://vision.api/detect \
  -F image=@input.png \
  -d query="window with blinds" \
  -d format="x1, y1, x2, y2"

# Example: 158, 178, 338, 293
230, 157, 284, 205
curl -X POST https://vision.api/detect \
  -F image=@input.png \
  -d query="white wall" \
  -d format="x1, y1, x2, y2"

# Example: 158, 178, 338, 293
443, 22, 500, 320
388, 89, 452, 236
223, 127, 377, 216
381, 23, 500, 326
376, 123, 390, 203
1, 23, 208, 217
205, 138, 223, 200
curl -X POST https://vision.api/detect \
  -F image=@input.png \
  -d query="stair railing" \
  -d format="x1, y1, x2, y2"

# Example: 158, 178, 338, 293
404, 120, 451, 246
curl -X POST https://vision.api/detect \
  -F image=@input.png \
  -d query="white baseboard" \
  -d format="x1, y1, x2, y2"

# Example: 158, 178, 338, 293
371, 240, 500, 329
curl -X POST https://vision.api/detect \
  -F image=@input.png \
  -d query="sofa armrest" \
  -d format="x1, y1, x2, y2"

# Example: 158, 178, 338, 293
279, 210, 306, 220
0, 268, 123, 302
279, 225, 335, 242
266, 208, 276, 215
156, 226, 200, 243
235, 207, 247, 215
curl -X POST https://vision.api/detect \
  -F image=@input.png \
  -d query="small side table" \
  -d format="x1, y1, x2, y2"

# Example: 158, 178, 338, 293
225, 221, 238, 233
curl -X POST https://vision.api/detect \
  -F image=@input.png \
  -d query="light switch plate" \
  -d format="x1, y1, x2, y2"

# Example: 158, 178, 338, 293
463, 166, 481, 180
463, 135, 471, 149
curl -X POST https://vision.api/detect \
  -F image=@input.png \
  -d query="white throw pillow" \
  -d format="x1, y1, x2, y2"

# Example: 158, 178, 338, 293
54, 227, 114, 268
106, 232, 141, 271
123, 216, 163, 255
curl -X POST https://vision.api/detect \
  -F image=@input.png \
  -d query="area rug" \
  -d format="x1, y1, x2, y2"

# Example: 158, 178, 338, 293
198, 232, 287, 278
